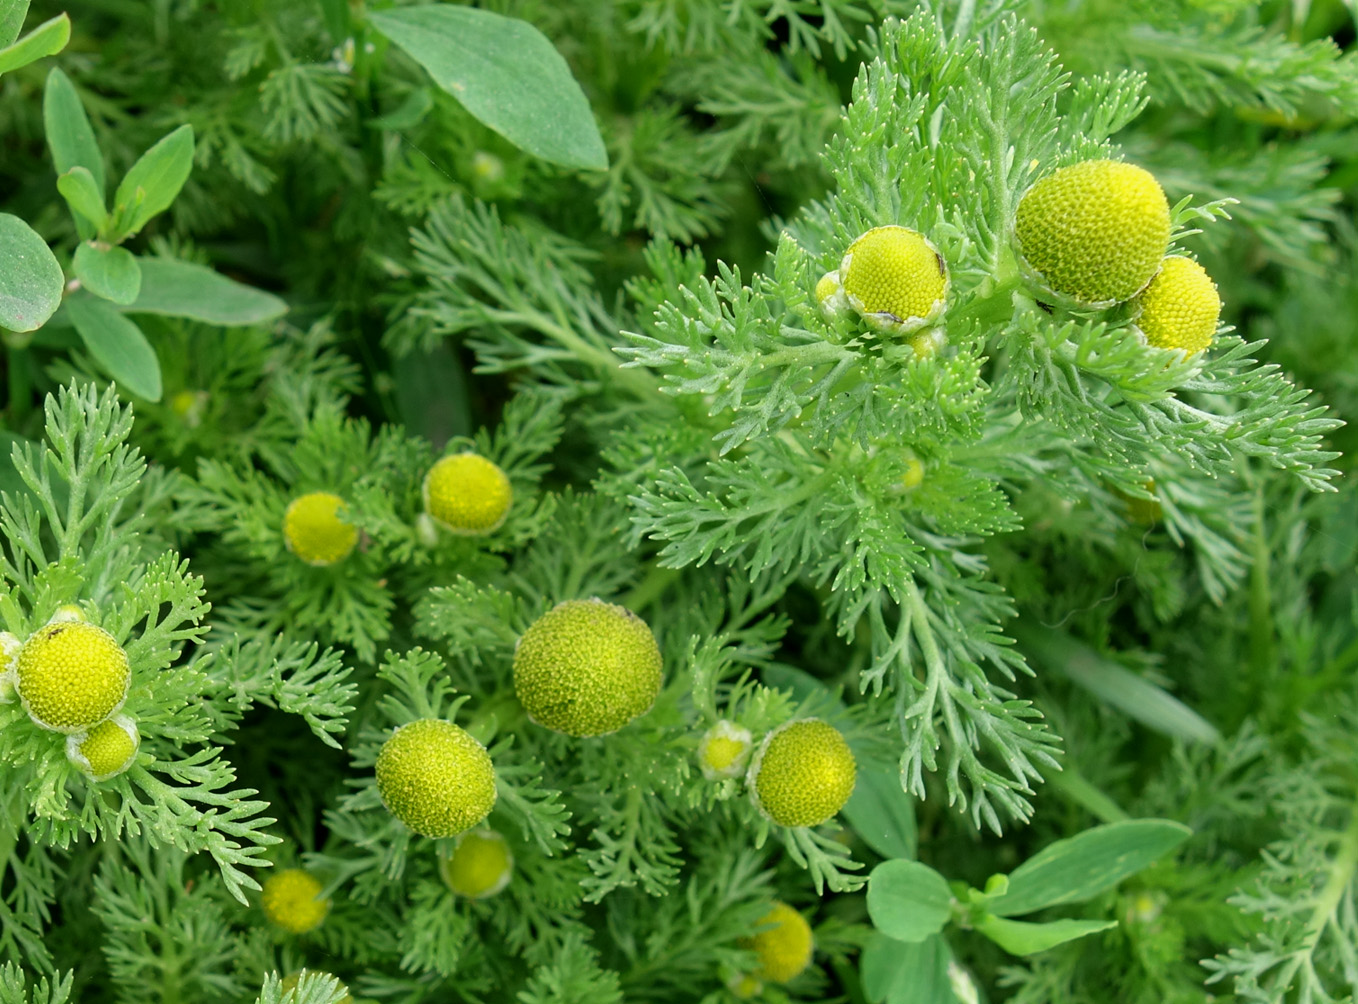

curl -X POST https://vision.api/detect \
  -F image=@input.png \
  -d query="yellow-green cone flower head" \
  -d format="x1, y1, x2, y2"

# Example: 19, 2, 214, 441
743, 902, 814, 984
0, 631, 20, 704
901, 456, 925, 492
1132, 255, 1221, 354
260, 868, 330, 935
513, 599, 663, 737
697, 719, 754, 780
375, 718, 497, 838
66, 714, 139, 781
439, 828, 514, 899
839, 226, 949, 334
422, 453, 513, 535
16, 620, 130, 733
1014, 160, 1171, 307
748, 718, 856, 827
280, 971, 352, 1004
283, 492, 359, 566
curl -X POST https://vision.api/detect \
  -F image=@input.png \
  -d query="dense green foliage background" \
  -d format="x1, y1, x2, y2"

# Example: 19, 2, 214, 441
1, 1, 1357, 1003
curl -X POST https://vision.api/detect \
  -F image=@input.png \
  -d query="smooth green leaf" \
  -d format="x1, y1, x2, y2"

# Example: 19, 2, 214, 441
0, 0, 29, 48
0, 12, 68, 76
0, 213, 63, 332
860, 932, 956, 1004
844, 763, 919, 861
123, 258, 287, 325
44, 67, 106, 198
989, 820, 1192, 917
393, 344, 472, 447
368, 6, 607, 170
56, 167, 108, 230
369, 86, 434, 131
64, 292, 162, 401
317, 0, 350, 42
972, 914, 1116, 956
110, 124, 194, 239
1015, 623, 1221, 744
73, 243, 142, 305
867, 860, 954, 943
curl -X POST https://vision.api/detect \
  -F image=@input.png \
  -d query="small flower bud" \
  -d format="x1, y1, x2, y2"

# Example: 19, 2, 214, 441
283, 492, 359, 566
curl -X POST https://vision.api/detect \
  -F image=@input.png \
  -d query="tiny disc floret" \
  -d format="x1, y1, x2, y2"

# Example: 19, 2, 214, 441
260, 868, 330, 934
1014, 159, 1171, 307
1132, 255, 1220, 354
513, 599, 663, 738
422, 453, 513, 535
375, 718, 497, 838
66, 714, 139, 781
697, 719, 754, 780
16, 620, 130, 733
439, 828, 514, 899
283, 492, 359, 566
748, 718, 856, 827
837, 225, 949, 334
743, 902, 814, 984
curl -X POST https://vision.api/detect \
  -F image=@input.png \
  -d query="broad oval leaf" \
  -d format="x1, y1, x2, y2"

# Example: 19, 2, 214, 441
867, 859, 954, 943
0, 11, 67, 76
988, 819, 1192, 917
860, 931, 955, 1004
111, 124, 194, 240
843, 762, 919, 861
972, 914, 1116, 956
369, 6, 607, 170
56, 167, 107, 231
44, 67, 105, 194
124, 258, 287, 325
0, 0, 29, 48
73, 243, 141, 305
64, 292, 162, 401
0, 213, 63, 332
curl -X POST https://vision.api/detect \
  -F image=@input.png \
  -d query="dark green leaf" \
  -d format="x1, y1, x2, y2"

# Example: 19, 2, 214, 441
0, 0, 29, 48
123, 258, 287, 325
0, 12, 67, 76
44, 67, 105, 196
73, 243, 142, 305
110, 125, 194, 239
64, 292, 162, 401
972, 914, 1116, 956
867, 860, 954, 943
0, 213, 63, 333
844, 762, 918, 861
56, 166, 107, 231
989, 819, 1192, 917
860, 932, 956, 1004
369, 86, 434, 131
393, 344, 472, 448
1015, 623, 1220, 743
369, 6, 607, 170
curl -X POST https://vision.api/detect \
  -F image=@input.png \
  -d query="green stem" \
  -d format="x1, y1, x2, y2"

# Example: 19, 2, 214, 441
7, 344, 30, 429
618, 564, 680, 614
1247, 487, 1276, 685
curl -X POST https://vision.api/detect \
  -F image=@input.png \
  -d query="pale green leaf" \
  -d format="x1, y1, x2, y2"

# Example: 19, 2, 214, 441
0, 12, 67, 76
73, 243, 142, 305
123, 258, 287, 325
867, 860, 954, 943
972, 914, 1116, 956
56, 166, 107, 230
0, 213, 63, 333
64, 292, 162, 401
110, 125, 194, 240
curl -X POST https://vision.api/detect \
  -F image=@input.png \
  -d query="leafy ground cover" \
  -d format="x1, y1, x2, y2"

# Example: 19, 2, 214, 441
1, 1, 1356, 1003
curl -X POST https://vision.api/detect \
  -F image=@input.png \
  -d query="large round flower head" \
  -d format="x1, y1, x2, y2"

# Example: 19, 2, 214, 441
743, 902, 814, 984
439, 828, 514, 899
1132, 255, 1221, 354
66, 714, 139, 781
839, 225, 949, 334
0, 631, 20, 704
513, 598, 663, 737
422, 453, 513, 535
16, 620, 130, 733
375, 718, 497, 838
1014, 159, 1171, 307
697, 719, 754, 780
260, 868, 330, 935
280, 972, 352, 1004
748, 718, 856, 827
283, 492, 359, 566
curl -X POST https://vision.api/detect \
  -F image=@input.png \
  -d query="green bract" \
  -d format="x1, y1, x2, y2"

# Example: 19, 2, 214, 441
513, 599, 664, 737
